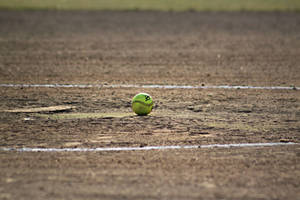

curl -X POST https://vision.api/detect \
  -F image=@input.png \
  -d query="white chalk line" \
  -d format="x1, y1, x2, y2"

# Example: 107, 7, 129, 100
0, 142, 297, 152
0, 83, 298, 90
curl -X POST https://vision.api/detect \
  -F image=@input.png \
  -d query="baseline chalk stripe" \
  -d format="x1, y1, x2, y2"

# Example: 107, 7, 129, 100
0, 83, 298, 90
0, 142, 297, 152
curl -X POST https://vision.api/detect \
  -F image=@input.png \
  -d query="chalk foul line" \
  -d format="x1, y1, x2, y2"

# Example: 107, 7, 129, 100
0, 142, 297, 152
0, 83, 298, 90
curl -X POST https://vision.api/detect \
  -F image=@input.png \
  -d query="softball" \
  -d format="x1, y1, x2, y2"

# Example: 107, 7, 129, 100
131, 93, 153, 116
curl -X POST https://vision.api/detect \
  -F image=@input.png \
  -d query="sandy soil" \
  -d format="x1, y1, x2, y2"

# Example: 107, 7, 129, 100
0, 11, 300, 200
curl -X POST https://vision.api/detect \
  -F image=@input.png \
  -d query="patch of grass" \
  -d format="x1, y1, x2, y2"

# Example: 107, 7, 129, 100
0, 0, 300, 11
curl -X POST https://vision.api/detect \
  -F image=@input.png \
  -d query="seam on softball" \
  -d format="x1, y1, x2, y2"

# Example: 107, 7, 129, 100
132, 100, 153, 106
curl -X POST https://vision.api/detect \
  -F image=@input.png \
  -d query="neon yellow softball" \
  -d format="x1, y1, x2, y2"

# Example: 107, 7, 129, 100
132, 93, 153, 116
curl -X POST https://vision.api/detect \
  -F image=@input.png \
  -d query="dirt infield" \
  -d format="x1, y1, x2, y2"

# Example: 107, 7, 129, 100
1, 11, 300, 86
0, 11, 300, 199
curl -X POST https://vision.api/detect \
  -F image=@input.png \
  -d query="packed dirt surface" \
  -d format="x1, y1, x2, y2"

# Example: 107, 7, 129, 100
0, 87, 299, 148
0, 11, 300, 200
0, 11, 300, 86
1, 146, 300, 200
